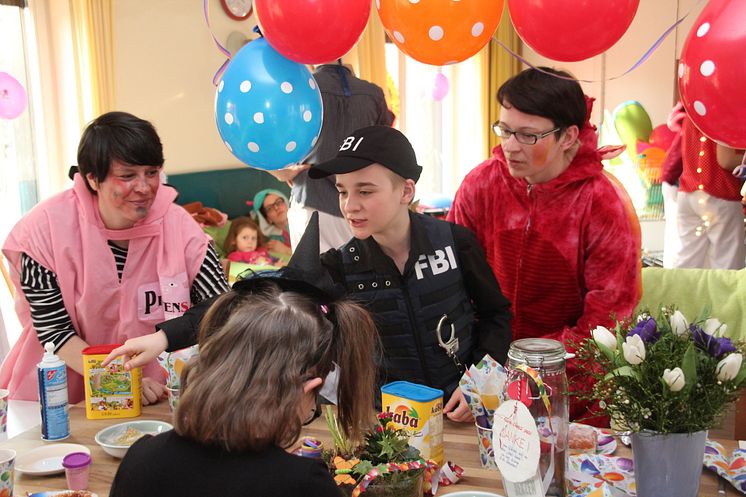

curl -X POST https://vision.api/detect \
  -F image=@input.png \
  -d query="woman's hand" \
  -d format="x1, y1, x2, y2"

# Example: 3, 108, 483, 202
102, 331, 169, 371
444, 388, 474, 423
142, 377, 166, 405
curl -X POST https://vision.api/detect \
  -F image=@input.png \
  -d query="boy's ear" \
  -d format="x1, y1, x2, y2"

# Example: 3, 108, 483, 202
401, 179, 416, 204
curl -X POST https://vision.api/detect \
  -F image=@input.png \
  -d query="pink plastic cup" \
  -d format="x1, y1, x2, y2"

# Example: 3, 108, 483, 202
63, 452, 92, 490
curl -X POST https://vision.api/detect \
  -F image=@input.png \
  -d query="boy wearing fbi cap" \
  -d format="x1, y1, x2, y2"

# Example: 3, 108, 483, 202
310, 125, 512, 422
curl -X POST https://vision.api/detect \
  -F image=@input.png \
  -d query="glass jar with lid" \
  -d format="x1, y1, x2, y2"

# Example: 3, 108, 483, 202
504, 338, 568, 497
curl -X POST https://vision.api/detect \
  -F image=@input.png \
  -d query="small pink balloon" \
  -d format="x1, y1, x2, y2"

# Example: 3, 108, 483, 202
0, 71, 28, 120
432, 73, 450, 102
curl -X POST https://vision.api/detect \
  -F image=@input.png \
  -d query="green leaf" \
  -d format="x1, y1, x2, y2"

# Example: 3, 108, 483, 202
379, 437, 398, 460
597, 341, 616, 362
616, 329, 625, 354
604, 365, 639, 381
353, 460, 374, 476
680, 344, 697, 392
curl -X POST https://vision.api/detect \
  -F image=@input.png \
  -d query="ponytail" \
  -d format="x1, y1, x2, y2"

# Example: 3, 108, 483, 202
331, 300, 380, 443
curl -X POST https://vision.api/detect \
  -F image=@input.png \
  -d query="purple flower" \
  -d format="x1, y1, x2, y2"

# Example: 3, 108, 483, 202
628, 317, 660, 343
691, 324, 737, 358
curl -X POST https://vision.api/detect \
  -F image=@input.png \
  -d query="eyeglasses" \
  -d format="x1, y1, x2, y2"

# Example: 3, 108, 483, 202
263, 197, 286, 212
492, 122, 560, 145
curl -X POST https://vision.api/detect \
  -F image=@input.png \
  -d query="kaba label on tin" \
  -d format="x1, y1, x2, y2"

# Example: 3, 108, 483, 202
492, 400, 540, 482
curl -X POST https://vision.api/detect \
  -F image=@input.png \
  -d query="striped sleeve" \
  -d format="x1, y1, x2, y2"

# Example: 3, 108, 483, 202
190, 243, 229, 304
19, 253, 77, 351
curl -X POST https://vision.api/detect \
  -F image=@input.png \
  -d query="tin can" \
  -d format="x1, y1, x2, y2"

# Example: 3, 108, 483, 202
381, 381, 444, 465
38, 342, 70, 441
83, 344, 142, 419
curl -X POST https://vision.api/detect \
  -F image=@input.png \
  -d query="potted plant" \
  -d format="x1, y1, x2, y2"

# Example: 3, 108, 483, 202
575, 306, 746, 497
324, 407, 427, 497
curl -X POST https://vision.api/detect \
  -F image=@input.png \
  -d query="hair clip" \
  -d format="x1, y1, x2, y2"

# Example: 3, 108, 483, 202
320, 304, 329, 315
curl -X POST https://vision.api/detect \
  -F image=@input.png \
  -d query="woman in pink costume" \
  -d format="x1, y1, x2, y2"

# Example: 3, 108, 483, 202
0, 112, 228, 404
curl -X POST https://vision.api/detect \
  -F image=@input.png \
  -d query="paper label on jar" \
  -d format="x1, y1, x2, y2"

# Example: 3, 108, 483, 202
492, 400, 540, 482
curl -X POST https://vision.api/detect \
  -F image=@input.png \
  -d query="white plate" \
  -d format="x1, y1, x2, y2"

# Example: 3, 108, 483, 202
16, 443, 91, 476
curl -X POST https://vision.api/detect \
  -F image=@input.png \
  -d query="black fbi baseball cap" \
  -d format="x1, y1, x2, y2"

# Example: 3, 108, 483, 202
308, 125, 422, 182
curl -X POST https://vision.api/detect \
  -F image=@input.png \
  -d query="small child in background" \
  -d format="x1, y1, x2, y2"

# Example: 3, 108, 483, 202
223, 217, 279, 266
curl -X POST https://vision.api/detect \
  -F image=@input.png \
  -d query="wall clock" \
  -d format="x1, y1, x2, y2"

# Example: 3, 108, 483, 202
220, 0, 252, 21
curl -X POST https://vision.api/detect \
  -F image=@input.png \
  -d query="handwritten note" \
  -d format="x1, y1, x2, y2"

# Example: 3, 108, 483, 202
492, 400, 540, 482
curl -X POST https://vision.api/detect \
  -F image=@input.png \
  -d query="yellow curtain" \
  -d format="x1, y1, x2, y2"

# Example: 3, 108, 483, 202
69, 0, 115, 125
345, 1, 389, 100
484, 7, 522, 157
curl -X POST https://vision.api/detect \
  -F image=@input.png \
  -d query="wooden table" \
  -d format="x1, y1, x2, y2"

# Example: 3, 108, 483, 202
0, 402, 738, 496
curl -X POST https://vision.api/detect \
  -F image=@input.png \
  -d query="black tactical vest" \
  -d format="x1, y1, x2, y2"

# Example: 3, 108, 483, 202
340, 215, 475, 396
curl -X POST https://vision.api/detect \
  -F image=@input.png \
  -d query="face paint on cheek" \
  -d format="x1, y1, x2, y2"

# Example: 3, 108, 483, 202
530, 142, 551, 167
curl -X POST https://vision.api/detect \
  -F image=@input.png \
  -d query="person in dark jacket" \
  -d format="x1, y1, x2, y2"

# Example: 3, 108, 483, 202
309, 125, 512, 422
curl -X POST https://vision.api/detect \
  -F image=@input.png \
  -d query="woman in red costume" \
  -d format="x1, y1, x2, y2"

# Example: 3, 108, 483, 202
449, 67, 641, 424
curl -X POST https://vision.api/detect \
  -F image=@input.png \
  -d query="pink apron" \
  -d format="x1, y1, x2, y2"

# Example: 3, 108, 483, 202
0, 174, 208, 402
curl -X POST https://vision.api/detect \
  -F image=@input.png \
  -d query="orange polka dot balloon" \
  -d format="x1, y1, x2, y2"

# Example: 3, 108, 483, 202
376, 0, 504, 66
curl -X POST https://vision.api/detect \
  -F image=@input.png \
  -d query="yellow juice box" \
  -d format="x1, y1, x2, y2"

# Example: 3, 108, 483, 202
83, 344, 141, 420
381, 381, 444, 465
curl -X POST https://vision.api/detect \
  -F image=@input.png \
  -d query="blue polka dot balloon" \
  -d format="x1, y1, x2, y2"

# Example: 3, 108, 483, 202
215, 37, 323, 170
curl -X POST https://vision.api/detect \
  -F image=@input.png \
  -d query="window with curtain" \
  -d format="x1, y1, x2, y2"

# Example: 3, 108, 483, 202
0, 0, 35, 359
0, 2, 38, 240
385, 41, 487, 200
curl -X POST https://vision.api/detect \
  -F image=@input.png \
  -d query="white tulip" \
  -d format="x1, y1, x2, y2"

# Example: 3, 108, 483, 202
670, 310, 688, 337
622, 334, 646, 365
662, 367, 686, 392
592, 326, 617, 351
716, 353, 743, 382
704, 318, 723, 336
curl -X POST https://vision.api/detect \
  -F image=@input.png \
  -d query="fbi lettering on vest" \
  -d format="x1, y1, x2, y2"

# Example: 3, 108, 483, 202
414, 246, 458, 280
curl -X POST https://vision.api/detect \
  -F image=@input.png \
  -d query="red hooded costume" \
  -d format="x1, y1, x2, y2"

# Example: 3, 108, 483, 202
449, 99, 641, 423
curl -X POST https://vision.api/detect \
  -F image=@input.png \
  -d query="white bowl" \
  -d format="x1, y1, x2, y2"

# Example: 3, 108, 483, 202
94, 419, 172, 458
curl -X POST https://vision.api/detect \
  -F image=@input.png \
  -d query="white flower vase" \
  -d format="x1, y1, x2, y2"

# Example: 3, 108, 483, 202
630, 430, 707, 497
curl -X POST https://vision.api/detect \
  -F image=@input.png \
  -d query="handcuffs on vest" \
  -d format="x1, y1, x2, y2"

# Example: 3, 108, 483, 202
436, 314, 466, 375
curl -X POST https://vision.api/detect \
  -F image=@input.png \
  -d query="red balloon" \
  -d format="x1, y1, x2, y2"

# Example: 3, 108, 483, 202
508, 0, 639, 62
679, 0, 746, 149
254, 0, 370, 64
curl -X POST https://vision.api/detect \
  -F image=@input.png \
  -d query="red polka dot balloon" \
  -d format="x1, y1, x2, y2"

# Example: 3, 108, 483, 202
679, 0, 746, 149
376, 0, 504, 66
